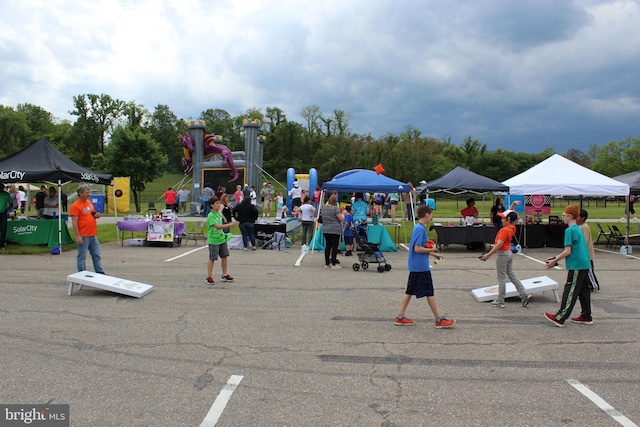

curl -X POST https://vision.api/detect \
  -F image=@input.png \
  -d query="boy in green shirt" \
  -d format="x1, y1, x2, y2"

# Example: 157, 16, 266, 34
544, 205, 592, 327
205, 197, 238, 285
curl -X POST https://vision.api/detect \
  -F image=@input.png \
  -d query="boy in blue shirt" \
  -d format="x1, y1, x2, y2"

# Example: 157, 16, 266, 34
544, 205, 592, 326
342, 208, 354, 256
205, 197, 239, 285
394, 205, 456, 328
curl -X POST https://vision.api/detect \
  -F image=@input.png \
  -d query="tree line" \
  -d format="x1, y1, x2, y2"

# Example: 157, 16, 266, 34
1, 95, 639, 210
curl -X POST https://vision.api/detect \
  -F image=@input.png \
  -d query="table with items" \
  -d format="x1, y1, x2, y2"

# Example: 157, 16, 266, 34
431, 223, 568, 250
6, 218, 73, 247
254, 218, 302, 243
116, 219, 186, 246
430, 225, 497, 250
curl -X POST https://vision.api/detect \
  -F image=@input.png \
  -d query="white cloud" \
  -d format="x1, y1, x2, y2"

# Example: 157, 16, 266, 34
0, 0, 638, 152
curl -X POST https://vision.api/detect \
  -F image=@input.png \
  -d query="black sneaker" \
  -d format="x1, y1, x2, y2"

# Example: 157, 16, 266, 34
221, 274, 234, 282
205, 277, 215, 285
521, 294, 532, 307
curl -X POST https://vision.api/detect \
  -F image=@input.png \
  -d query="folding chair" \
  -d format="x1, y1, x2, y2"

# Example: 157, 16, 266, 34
594, 223, 612, 247
262, 231, 286, 250
183, 220, 206, 246
148, 201, 157, 214
608, 224, 625, 248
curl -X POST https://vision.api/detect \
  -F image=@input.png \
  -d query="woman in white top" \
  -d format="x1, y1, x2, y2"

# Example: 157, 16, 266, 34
296, 196, 317, 246
43, 187, 60, 218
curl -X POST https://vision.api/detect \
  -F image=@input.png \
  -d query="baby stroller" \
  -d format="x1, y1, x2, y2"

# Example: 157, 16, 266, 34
351, 220, 392, 273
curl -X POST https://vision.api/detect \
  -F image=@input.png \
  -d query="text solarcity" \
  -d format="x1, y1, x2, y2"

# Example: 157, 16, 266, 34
0, 170, 26, 180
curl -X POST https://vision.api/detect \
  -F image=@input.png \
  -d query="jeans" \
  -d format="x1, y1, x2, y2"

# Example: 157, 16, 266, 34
301, 221, 314, 245
77, 235, 105, 274
239, 222, 256, 248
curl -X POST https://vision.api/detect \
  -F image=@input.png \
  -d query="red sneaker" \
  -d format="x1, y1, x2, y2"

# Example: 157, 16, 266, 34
544, 312, 564, 327
394, 317, 415, 326
204, 277, 215, 285
570, 315, 593, 325
435, 318, 456, 328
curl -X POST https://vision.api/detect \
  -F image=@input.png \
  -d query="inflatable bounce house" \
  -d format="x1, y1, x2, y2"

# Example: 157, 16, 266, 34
180, 119, 265, 214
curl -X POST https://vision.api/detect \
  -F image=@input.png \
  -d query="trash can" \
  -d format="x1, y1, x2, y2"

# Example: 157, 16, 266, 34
91, 195, 105, 213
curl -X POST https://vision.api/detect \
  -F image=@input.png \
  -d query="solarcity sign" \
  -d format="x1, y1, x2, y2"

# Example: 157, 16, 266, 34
12, 224, 38, 235
0, 170, 26, 180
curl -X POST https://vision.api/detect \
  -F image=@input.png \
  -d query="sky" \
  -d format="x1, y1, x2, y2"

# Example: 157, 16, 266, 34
1, 0, 639, 154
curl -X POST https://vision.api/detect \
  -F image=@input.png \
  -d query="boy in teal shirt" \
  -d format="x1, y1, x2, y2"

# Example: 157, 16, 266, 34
205, 197, 238, 285
544, 205, 592, 327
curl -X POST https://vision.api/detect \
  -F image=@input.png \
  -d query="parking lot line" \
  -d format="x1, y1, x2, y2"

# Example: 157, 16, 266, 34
567, 379, 638, 427
200, 374, 244, 427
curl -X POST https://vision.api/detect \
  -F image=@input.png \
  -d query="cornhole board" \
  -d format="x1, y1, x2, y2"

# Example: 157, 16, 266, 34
67, 271, 153, 297
472, 275, 559, 303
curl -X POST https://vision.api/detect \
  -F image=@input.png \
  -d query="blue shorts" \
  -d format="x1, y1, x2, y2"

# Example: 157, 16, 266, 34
406, 271, 434, 298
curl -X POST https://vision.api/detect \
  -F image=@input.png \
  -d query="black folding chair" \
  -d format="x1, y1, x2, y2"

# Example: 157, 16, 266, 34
594, 223, 612, 247
608, 224, 625, 248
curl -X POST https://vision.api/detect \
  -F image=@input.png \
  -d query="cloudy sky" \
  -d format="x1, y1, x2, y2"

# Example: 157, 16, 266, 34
1, 0, 639, 153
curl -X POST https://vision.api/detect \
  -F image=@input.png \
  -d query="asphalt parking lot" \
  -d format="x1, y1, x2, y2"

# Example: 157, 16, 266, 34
1, 238, 639, 426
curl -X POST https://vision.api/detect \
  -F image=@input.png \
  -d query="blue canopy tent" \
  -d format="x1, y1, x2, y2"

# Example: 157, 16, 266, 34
322, 169, 412, 193
309, 170, 412, 252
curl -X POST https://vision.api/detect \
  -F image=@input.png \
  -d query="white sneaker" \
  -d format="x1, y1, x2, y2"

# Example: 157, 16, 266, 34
620, 217, 626, 222
330, 264, 342, 270
632, 217, 638, 222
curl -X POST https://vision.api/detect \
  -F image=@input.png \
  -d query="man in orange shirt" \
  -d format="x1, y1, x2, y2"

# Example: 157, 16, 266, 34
70, 184, 105, 274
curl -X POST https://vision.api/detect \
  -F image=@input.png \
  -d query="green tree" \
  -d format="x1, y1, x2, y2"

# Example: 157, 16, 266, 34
16, 103, 55, 143
0, 105, 30, 157
69, 93, 125, 165
105, 126, 168, 212
147, 104, 182, 173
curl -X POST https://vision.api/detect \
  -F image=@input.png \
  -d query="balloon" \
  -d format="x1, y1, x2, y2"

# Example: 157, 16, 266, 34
374, 163, 385, 175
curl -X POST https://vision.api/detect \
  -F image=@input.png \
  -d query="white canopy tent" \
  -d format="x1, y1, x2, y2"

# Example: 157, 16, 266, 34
503, 154, 631, 250
503, 154, 629, 196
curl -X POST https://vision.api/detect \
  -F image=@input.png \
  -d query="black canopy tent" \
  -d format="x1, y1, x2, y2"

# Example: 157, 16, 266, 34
0, 138, 113, 249
415, 166, 509, 220
415, 166, 509, 195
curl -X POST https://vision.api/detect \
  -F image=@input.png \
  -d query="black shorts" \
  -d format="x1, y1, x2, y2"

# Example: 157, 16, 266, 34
343, 235, 354, 245
406, 271, 435, 298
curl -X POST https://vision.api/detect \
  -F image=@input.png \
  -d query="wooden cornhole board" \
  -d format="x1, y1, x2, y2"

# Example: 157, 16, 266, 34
472, 275, 560, 303
67, 271, 153, 297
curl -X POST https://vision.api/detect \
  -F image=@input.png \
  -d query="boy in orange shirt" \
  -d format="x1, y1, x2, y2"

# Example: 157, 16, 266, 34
480, 209, 531, 308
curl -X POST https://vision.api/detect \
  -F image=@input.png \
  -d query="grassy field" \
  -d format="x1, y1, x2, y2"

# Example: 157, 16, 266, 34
4, 174, 636, 255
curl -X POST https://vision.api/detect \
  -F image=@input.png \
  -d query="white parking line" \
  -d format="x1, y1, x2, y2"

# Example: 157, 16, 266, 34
200, 374, 244, 427
567, 379, 638, 427
165, 245, 207, 262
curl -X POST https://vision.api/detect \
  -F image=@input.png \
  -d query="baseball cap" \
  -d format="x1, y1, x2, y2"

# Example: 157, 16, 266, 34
498, 209, 517, 221
263, 182, 267, 186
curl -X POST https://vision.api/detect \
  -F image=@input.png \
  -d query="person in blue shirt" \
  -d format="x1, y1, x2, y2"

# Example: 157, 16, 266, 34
342, 208, 355, 256
394, 205, 456, 328
351, 193, 369, 222
544, 204, 592, 327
